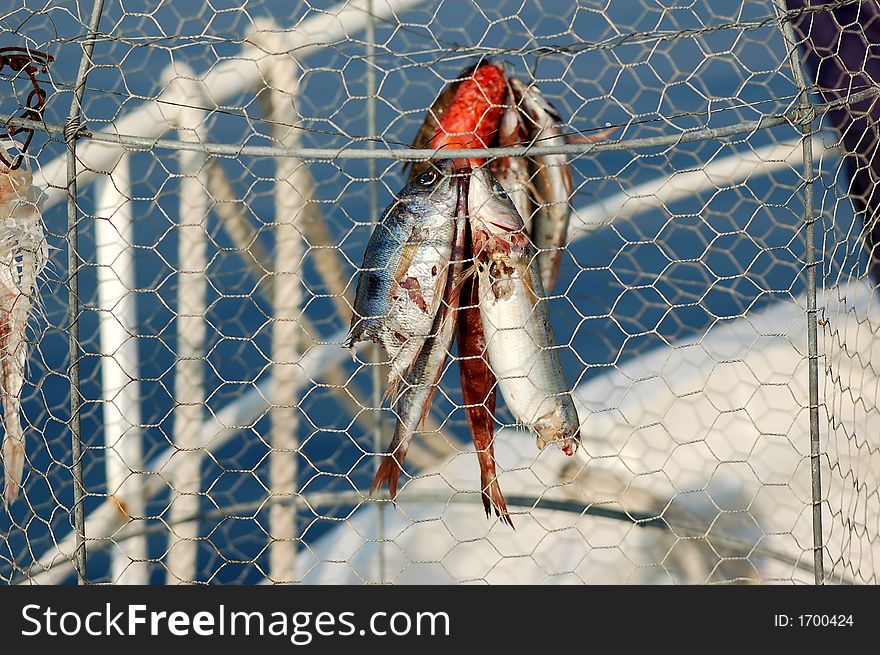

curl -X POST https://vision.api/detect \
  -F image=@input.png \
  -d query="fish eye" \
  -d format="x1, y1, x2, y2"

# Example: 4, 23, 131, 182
416, 169, 439, 187
493, 182, 509, 200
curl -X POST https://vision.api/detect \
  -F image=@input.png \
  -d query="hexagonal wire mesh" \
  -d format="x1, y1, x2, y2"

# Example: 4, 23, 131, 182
0, 0, 878, 585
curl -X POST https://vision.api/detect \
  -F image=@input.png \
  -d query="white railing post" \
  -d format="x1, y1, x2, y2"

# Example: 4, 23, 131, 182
95, 152, 149, 584
248, 21, 307, 584
159, 65, 209, 584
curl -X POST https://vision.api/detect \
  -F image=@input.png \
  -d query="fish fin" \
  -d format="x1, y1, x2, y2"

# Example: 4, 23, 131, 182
450, 261, 479, 297
383, 371, 403, 404
392, 238, 423, 286
370, 455, 402, 500
564, 125, 618, 145
344, 322, 361, 349
370, 442, 409, 500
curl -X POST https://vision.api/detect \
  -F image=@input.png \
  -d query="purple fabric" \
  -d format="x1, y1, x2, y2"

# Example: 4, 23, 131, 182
785, 0, 880, 285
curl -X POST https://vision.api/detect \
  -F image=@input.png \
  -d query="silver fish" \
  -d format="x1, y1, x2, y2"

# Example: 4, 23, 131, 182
371, 172, 469, 498
347, 159, 459, 393
509, 77, 573, 293
489, 87, 535, 234
468, 166, 579, 455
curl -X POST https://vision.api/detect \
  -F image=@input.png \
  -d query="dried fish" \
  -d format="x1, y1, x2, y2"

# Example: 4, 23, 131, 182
348, 159, 459, 393
469, 166, 579, 455
0, 160, 47, 504
371, 171, 469, 497
409, 61, 506, 177
509, 78, 573, 292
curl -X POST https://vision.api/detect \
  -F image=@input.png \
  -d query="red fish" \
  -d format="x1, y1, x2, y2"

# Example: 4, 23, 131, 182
458, 262, 511, 526
413, 62, 512, 524
410, 62, 507, 178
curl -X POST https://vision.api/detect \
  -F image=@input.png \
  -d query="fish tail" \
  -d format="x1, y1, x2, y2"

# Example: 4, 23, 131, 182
344, 322, 361, 350
369, 444, 409, 500
477, 447, 512, 528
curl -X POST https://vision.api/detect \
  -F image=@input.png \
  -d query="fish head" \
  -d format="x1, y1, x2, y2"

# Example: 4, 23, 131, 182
348, 159, 459, 347
468, 166, 530, 256
398, 158, 460, 217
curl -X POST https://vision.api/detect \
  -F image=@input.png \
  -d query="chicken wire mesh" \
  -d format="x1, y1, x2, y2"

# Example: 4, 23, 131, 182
0, 0, 878, 585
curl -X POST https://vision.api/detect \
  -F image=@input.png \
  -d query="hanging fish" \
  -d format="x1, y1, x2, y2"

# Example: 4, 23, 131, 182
508, 78, 573, 293
406, 61, 513, 522
468, 166, 579, 456
371, 170, 469, 498
347, 159, 459, 393
0, 159, 47, 505
409, 61, 506, 178
489, 85, 536, 236
408, 63, 479, 159
458, 262, 511, 525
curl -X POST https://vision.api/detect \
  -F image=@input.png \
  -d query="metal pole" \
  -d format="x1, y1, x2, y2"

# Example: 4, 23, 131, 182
364, 0, 387, 585
64, 0, 108, 586
774, 0, 825, 585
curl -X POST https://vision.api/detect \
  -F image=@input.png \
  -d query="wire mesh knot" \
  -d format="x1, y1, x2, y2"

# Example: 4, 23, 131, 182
64, 117, 83, 145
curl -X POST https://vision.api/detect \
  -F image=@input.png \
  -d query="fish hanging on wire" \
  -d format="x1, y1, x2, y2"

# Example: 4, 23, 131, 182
370, 169, 469, 498
468, 166, 579, 456
408, 60, 507, 177
347, 159, 460, 396
489, 86, 535, 235
507, 77, 573, 293
354, 60, 601, 525
408, 61, 513, 523
0, 157, 48, 505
